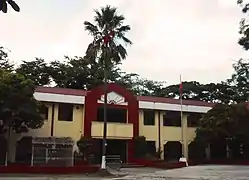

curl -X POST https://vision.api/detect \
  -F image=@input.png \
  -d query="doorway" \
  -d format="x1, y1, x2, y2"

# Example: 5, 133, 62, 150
94, 139, 127, 164
164, 141, 182, 161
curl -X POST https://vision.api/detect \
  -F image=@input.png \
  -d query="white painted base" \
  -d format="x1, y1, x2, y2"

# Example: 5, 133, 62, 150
179, 157, 188, 167
4, 151, 7, 166
100, 155, 106, 169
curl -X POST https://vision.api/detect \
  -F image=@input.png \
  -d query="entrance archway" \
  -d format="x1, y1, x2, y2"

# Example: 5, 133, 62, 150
164, 141, 182, 161
83, 83, 139, 162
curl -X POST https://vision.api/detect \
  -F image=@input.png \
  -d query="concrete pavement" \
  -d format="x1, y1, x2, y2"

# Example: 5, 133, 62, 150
2, 166, 249, 179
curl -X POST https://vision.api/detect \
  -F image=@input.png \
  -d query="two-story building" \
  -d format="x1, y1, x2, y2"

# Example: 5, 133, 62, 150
12, 83, 214, 164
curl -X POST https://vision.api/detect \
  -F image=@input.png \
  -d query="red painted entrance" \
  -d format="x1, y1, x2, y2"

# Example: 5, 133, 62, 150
83, 83, 139, 162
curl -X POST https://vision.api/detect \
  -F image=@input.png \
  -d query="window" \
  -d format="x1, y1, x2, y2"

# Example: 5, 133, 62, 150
97, 106, 127, 123
163, 111, 181, 127
187, 113, 202, 127
143, 109, 155, 125
39, 104, 48, 120
58, 103, 73, 121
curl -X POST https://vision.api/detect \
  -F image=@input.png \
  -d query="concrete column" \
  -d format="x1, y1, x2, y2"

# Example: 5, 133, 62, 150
182, 114, 188, 159
138, 110, 143, 136
155, 111, 164, 159
159, 112, 164, 160
205, 143, 211, 160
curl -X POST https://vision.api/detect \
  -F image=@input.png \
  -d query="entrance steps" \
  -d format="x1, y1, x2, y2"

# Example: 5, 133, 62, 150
121, 163, 145, 168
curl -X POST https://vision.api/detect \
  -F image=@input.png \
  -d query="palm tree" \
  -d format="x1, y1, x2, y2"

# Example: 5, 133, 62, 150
84, 5, 132, 170
0, 0, 20, 13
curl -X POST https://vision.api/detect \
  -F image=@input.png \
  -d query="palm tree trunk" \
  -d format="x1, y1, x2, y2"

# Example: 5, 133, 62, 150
101, 49, 108, 170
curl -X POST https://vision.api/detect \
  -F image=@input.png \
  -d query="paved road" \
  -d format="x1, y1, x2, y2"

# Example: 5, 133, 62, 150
2, 166, 249, 179
115, 165, 249, 179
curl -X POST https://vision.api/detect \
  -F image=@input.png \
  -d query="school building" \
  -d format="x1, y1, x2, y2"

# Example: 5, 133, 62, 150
6, 83, 214, 164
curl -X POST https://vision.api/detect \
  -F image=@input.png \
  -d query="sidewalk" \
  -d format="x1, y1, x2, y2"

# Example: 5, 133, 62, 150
0, 167, 162, 179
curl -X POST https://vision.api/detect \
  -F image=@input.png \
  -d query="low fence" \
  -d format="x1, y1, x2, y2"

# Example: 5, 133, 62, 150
32, 145, 73, 167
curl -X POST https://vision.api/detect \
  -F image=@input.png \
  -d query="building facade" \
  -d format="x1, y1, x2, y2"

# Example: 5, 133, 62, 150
16, 83, 213, 163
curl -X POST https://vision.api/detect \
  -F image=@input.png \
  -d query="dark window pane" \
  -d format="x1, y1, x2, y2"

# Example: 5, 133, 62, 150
143, 109, 155, 125
163, 111, 181, 127
58, 103, 73, 121
96, 106, 127, 123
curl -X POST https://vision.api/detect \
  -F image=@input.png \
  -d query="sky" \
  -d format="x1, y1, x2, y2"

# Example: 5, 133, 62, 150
1, 0, 249, 85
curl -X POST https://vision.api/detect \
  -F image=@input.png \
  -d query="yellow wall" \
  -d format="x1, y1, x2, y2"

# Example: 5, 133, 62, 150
23, 102, 84, 143
53, 104, 83, 141
23, 103, 197, 150
138, 110, 197, 159
10, 102, 198, 162
138, 110, 159, 142
7, 103, 85, 162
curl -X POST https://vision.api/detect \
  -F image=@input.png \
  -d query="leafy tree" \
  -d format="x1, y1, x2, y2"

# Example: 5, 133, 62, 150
227, 59, 249, 103
161, 81, 203, 100
200, 83, 235, 104
134, 136, 147, 158
0, 70, 44, 134
237, 0, 249, 50
76, 136, 93, 162
48, 55, 166, 94
16, 58, 51, 86
0, 47, 13, 71
195, 103, 249, 145
159, 81, 235, 103
49, 56, 121, 90
0, 0, 20, 13
116, 73, 166, 96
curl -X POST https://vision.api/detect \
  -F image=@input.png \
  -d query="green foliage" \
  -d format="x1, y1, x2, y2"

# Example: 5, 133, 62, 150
76, 136, 93, 161
238, 0, 249, 50
0, 0, 20, 13
228, 59, 249, 102
160, 81, 235, 103
84, 5, 132, 74
0, 47, 13, 71
195, 103, 249, 145
134, 136, 147, 158
0, 70, 44, 133
0, 48, 44, 134
16, 58, 51, 86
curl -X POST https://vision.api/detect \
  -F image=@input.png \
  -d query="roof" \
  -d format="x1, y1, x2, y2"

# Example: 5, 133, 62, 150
137, 96, 214, 107
35, 86, 215, 107
36, 86, 88, 96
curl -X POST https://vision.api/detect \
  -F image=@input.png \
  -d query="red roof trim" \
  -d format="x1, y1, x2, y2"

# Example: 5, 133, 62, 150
35, 86, 88, 96
137, 96, 214, 107
35, 86, 215, 107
